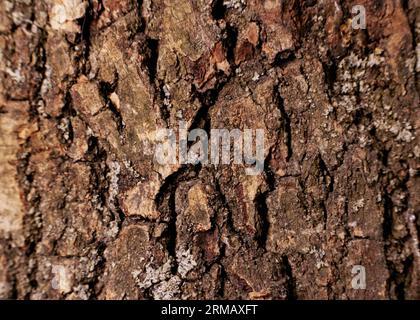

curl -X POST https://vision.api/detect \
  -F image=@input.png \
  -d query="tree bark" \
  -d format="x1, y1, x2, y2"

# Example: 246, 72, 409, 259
0, 0, 419, 299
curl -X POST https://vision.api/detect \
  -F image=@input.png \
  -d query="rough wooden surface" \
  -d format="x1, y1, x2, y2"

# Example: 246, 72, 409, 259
0, 0, 419, 299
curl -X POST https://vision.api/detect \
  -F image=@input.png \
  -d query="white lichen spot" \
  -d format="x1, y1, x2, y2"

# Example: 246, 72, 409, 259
4, 1, 13, 12
334, 1, 341, 13
224, 0, 246, 10
348, 221, 357, 228
396, 128, 414, 142
309, 246, 327, 269
163, 84, 171, 98
162, 84, 172, 110
347, 52, 364, 68
4, 67, 25, 83
57, 118, 70, 141
11, 12, 25, 25
74, 284, 90, 300
367, 53, 384, 67
105, 220, 119, 238
323, 105, 334, 117
40, 65, 52, 95
50, 0, 88, 33
352, 198, 365, 212
51, 264, 73, 294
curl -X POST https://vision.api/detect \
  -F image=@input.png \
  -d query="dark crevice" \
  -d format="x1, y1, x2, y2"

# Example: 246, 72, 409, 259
144, 38, 159, 83
223, 25, 238, 66
254, 150, 276, 249
155, 165, 200, 274
322, 60, 337, 104
275, 85, 292, 160
211, 0, 226, 20
79, 0, 94, 75
273, 50, 296, 68
282, 255, 297, 300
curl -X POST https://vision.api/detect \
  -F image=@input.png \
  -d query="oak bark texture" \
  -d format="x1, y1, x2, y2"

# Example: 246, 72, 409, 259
0, 0, 419, 299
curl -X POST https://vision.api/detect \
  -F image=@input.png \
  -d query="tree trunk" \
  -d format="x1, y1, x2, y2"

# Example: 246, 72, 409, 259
0, 0, 419, 300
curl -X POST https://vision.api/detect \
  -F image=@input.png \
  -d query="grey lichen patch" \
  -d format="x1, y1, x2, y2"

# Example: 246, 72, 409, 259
223, 0, 246, 11
152, 276, 181, 300
134, 258, 173, 290
133, 258, 182, 300
132, 248, 197, 299
176, 248, 197, 278
106, 160, 121, 211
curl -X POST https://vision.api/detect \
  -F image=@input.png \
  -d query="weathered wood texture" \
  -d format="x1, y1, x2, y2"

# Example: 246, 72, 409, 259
0, 0, 419, 299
